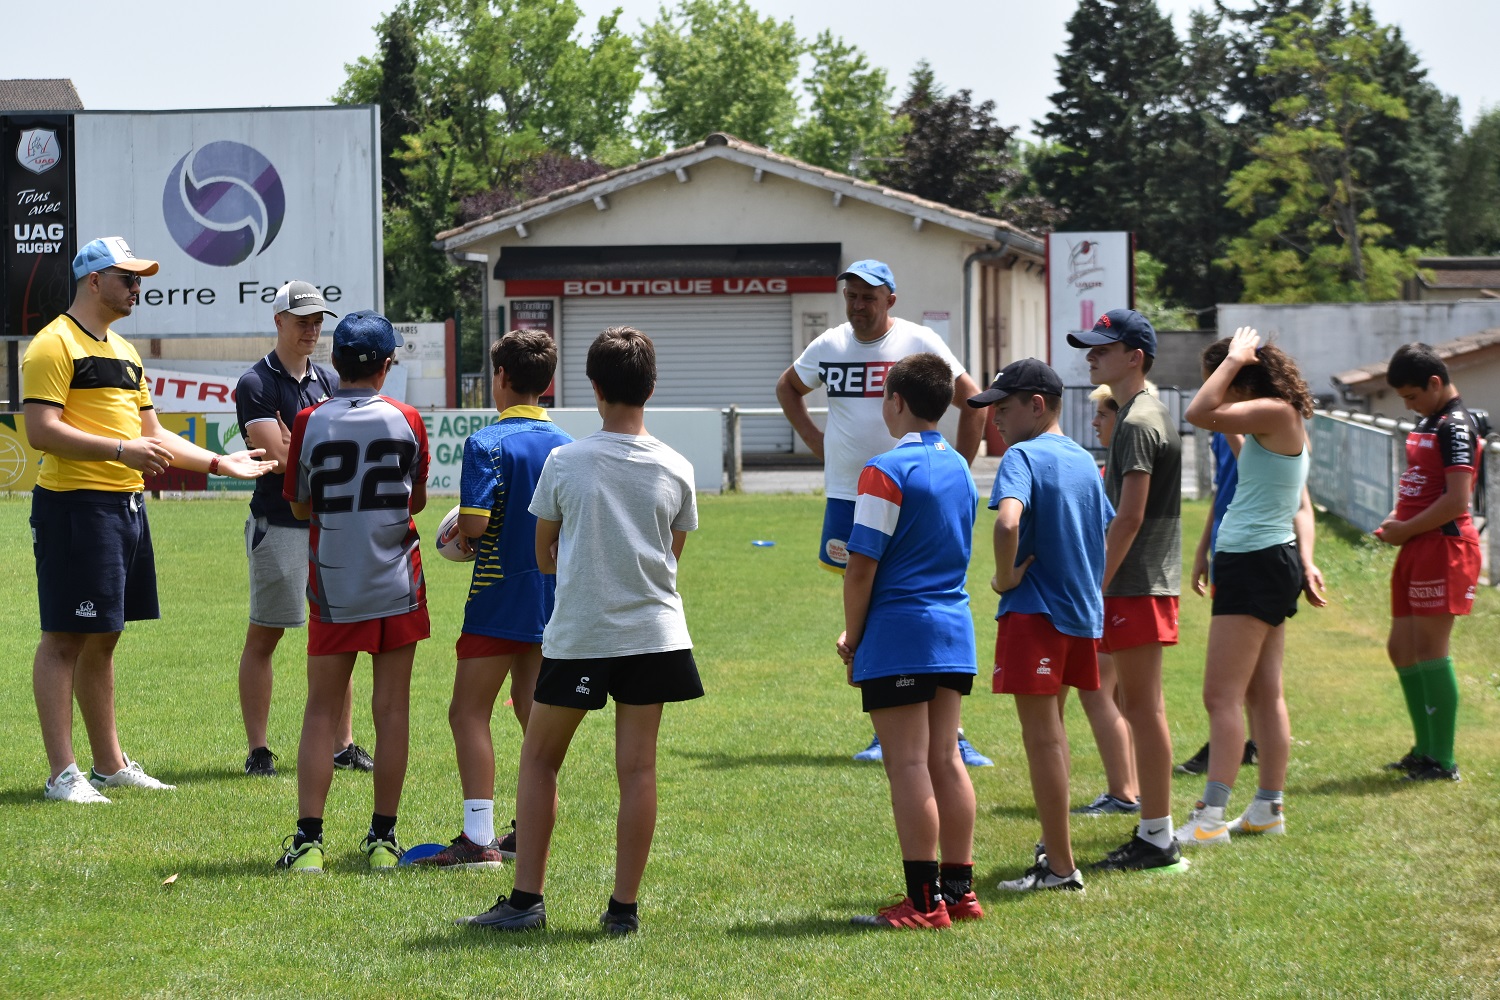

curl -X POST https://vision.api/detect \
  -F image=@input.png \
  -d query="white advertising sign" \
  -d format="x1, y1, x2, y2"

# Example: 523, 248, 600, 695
1047, 232, 1133, 385
72, 107, 381, 337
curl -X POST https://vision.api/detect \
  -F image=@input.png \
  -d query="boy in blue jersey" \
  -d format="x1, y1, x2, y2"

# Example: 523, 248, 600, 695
972, 359, 1113, 892
838, 353, 981, 930
418, 330, 572, 868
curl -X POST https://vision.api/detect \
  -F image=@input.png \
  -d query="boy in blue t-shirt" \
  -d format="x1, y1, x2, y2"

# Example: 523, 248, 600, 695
417, 330, 572, 868
970, 359, 1114, 892
838, 353, 981, 930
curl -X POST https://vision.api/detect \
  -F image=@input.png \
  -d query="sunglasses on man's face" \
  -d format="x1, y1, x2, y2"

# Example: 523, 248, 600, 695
100, 269, 143, 288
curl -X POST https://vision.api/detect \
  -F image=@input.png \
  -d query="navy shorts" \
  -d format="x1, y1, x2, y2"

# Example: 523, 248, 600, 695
819, 498, 855, 572
31, 486, 159, 633
534, 648, 704, 710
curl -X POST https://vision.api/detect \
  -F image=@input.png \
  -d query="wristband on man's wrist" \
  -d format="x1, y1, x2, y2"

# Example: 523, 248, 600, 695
114, 439, 124, 460
209, 454, 221, 476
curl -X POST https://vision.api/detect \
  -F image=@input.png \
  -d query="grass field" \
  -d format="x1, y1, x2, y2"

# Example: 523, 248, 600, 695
1, 493, 1497, 999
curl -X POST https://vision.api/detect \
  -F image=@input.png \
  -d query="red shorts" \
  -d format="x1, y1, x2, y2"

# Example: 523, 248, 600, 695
1099, 595, 1178, 653
993, 613, 1100, 696
1391, 532, 1480, 617
455, 632, 535, 659
308, 606, 430, 657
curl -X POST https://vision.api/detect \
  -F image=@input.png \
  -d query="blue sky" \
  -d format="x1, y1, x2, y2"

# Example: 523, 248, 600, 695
4, 0, 1495, 140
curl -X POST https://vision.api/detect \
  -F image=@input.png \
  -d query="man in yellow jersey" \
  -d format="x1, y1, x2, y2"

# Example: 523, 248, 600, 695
22, 237, 275, 803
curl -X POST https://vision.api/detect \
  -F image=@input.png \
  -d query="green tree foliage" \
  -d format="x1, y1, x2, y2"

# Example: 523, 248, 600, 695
1220, 2, 1420, 301
784, 30, 905, 178
1447, 108, 1500, 255
872, 63, 1046, 226
637, 0, 801, 151
335, 0, 641, 324
1134, 250, 1197, 329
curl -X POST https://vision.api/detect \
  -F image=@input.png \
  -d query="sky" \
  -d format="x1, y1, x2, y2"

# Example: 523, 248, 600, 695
3, 0, 1496, 141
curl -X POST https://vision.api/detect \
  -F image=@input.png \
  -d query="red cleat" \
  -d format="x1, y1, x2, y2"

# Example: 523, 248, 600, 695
851, 896, 951, 929
945, 891, 984, 921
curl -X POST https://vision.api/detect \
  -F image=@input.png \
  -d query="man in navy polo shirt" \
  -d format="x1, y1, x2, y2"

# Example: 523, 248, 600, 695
234, 281, 372, 776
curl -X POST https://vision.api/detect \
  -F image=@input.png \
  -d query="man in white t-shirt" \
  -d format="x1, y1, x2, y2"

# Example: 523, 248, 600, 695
776, 259, 990, 764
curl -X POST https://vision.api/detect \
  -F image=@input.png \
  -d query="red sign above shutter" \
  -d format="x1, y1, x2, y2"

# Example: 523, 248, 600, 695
505, 276, 836, 297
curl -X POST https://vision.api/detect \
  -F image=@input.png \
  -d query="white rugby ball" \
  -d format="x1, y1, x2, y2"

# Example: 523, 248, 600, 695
435, 504, 475, 562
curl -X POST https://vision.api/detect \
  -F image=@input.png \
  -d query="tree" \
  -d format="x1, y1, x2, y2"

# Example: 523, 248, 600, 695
1220, 2, 1420, 301
784, 30, 904, 178
872, 63, 1028, 218
336, 0, 642, 324
637, 0, 801, 151
1447, 107, 1500, 255
1135, 250, 1196, 329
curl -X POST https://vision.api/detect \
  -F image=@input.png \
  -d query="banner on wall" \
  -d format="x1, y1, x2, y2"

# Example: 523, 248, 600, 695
1046, 232, 1133, 385
2, 114, 76, 339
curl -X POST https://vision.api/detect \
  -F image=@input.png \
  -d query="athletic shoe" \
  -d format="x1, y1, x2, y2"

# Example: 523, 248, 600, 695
1071, 792, 1141, 816
853, 735, 883, 762
1242, 739, 1259, 765
1383, 750, 1423, 773
361, 833, 404, 870
1226, 798, 1286, 835
599, 910, 640, 936
413, 833, 505, 869
1090, 835, 1188, 873
334, 743, 375, 771
244, 746, 278, 777
496, 819, 518, 860
1033, 842, 1047, 864
1404, 757, 1461, 782
277, 836, 324, 873
89, 757, 175, 791
1173, 803, 1230, 846
1174, 742, 1210, 775
456, 896, 547, 930
997, 862, 1085, 893
851, 897, 951, 929
957, 734, 993, 768
44, 763, 110, 804
944, 891, 984, 921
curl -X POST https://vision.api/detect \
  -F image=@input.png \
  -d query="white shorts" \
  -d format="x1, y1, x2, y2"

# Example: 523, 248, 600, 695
246, 517, 309, 629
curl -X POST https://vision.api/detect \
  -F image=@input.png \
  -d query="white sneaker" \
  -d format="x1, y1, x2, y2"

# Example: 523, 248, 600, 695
1173, 802, 1230, 846
997, 862, 1085, 892
1227, 798, 1286, 836
45, 763, 111, 803
89, 756, 176, 791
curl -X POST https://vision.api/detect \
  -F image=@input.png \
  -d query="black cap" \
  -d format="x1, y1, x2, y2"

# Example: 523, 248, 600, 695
967, 358, 1064, 407
1067, 308, 1157, 357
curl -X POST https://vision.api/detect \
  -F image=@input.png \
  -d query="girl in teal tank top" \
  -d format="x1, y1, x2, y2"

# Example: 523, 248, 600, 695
1177, 328, 1325, 848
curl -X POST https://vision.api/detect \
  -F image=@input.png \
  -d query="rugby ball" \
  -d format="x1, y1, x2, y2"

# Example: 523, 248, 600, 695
435, 505, 475, 562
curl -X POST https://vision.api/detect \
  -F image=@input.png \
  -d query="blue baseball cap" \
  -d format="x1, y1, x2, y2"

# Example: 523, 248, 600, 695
332, 310, 404, 363
72, 237, 159, 280
838, 259, 897, 292
1067, 308, 1157, 358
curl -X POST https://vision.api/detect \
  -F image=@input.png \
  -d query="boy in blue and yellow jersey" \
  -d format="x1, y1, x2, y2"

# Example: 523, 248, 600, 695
418, 330, 573, 868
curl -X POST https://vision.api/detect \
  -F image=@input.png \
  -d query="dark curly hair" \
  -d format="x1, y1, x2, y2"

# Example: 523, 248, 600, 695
1201, 339, 1314, 418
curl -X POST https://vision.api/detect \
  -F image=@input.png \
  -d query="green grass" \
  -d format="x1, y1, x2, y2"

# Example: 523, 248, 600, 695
0, 494, 1496, 998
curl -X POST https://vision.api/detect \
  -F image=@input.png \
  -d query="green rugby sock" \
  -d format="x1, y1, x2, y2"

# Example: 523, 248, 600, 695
1395, 664, 1429, 757
1417, 657, 1460, 770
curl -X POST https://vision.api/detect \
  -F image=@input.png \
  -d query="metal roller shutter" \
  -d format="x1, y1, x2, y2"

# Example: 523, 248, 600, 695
560, 296, 794, 453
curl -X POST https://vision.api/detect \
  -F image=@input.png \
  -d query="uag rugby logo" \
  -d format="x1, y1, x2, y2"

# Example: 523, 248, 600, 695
16, 128, 60, 175
162, 141, 285, 266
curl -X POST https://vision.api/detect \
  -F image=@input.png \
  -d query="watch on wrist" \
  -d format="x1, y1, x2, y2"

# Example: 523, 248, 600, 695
209, 455, 221, 476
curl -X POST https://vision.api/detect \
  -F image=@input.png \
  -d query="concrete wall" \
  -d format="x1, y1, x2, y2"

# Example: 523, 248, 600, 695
1217, 301, 1500, 403
1359, 360, 1500, 421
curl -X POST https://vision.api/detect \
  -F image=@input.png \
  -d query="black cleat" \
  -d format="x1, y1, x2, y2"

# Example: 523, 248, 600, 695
1090, 835, 1188, 873
456, 895, 546, 930
599, 910, 640, 936
1384, 750, 1423, 773
245, 746, 278, 777
1175, 742, 1210, 775
1403, 756, 1460, 782
333, 743, 375, 771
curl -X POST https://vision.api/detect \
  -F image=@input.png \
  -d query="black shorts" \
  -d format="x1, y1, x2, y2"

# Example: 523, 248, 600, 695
534, 648, 704, 710
1212, 542, 1301, 626
861, 671, 974, 713
31, 486, 159, 633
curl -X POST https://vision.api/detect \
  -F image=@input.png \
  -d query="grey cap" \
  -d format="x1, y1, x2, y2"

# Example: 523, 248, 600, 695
272, 280, 337, 318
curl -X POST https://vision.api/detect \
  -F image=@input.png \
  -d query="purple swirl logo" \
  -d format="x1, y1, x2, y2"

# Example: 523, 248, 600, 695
162, 141, 285, 266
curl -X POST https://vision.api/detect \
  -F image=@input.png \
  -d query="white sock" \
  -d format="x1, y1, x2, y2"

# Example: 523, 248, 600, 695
463, 798, 495, 845
1138, 816, 1174, 849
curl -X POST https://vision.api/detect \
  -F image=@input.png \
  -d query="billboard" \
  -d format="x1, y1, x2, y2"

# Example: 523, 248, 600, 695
1046, 232, 1133, 385
72, 107, 380, 337
3, 114, 76, 340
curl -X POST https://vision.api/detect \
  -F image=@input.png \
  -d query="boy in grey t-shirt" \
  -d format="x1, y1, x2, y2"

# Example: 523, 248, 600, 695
457, 326, 702, 936
1068, 309, 1186, 874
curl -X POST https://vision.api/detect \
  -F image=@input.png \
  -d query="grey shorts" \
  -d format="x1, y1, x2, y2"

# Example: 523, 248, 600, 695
246, 517, 308, 629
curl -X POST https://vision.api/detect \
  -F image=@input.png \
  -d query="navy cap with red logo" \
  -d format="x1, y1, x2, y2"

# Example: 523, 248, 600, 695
1067, 308, 1157, 358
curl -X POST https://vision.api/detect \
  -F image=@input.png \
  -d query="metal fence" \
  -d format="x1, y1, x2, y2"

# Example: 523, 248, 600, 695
1058, 384, 1195, 463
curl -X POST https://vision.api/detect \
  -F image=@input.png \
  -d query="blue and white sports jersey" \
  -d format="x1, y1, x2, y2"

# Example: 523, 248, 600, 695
458, 406, 573, 642
989, 432, 1114, 638
846, 431, 978, 682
